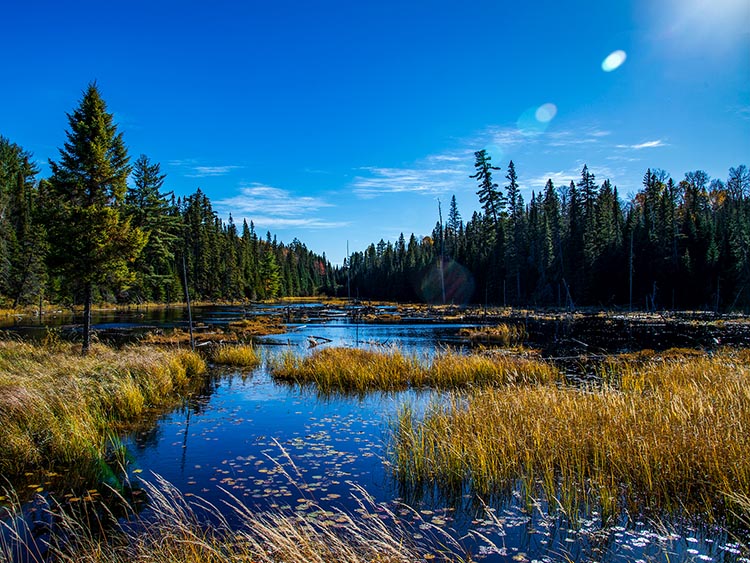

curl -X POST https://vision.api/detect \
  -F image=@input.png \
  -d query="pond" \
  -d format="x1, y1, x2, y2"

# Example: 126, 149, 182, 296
2, 304, 749, 562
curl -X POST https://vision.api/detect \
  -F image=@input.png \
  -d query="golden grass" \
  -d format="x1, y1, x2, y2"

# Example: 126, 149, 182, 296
210, 344, 261, 367
458, 323, 527, 346
0, 340, 206, 475
392, 348, 750, 521
270, 346, 559, 393
1, 476, 468, 563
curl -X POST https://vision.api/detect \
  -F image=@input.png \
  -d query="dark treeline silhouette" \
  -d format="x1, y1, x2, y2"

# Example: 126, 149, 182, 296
339, 150, 750, 312
0, 86, 335, 316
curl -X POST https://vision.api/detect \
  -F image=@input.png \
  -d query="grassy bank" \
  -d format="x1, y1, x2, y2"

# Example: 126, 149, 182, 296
0, 339, 206, 475
270, 346, 559, 393
1, 476, 467, 563
392, 348, 750, 520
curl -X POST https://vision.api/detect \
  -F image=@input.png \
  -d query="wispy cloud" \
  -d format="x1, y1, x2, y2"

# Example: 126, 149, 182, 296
524, 163, 625, 191
736, 105, 750, 121
616, 139, 667, 150
167, 159, 243, 178
214, 184, 347, 230
185, 165, 243, 178
351, 149, 474, 199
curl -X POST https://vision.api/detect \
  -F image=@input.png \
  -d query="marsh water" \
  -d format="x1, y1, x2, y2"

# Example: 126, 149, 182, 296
3, 304, 749, 562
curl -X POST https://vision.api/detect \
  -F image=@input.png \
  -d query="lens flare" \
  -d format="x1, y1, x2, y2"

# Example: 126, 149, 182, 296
535, 103, 557, 123
517, 102, 557, 136
601, 50, 627, 72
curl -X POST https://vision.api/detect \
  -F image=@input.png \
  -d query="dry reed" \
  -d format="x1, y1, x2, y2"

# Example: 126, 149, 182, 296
1, 475, 468, 563
0, 340, 206, 475
270, 346, 559, 393
392, 348, 750, 521
210, 344, 261, 367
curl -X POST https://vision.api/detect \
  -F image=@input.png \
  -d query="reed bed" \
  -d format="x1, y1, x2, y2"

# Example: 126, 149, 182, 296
0, 340, 206, 475
270, 346, 559, 393
210, 344, 261, 367
392, 348, 750, 521
1, 476, 467, 563
458, 323, 527, 346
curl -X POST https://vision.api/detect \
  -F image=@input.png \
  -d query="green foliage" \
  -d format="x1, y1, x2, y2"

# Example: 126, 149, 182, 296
345, 158, 750, 311
44, 83, 147, 353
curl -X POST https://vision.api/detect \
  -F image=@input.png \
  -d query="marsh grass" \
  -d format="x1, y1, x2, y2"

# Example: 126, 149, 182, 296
270, 346, 559, 393
0, 340, 206, 475
210, 344, 261, 367
392, 348, 750, 522
458, 323, 527, 346
1, 476, 468, 563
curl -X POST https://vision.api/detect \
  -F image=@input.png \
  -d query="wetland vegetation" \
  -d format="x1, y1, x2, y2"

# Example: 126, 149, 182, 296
0, 338, 205, 476
1, 307, 750, 562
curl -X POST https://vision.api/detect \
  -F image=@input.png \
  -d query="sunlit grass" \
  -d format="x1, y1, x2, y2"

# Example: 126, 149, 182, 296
211, 344, 261, 367
0, 476, 469, 563
392, 348, 750, 521
458, 323, 527, 345
0, 340, 206, 475
270, 346, 559, 393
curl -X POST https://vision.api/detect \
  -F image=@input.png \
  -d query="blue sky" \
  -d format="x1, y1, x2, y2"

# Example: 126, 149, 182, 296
2, 0, 748, 264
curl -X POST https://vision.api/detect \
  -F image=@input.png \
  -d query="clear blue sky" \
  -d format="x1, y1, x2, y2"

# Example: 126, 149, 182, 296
3, 0, 748, 264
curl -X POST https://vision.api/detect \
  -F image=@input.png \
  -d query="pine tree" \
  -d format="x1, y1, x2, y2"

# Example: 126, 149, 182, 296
45, 83, 146, 354
470, 150, 504, 228
0, 137, 45, 306
125, 154, 180, 302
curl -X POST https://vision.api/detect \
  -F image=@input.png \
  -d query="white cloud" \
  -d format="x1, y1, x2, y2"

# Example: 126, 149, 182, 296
214, 184, 346, 230
616, 139, 667, 150
166, 159, 243, 177
352, 165, 471, 199
185, 165, 243, 178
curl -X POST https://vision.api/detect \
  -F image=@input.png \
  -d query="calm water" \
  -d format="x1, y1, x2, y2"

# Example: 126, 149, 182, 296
2, 305, 748, 562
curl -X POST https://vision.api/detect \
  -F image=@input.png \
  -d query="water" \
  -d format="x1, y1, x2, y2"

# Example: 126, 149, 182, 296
2, 304, 748, 562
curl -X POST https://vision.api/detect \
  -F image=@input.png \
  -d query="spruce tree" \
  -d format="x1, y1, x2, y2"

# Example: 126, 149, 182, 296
45, 83, 146, 354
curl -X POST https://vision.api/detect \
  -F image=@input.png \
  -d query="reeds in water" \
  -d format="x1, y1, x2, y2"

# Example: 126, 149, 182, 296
458, 323, 527, 346
1, 475, 468, 563
0, 340, 206, 475
270, 346, 559, 393
392, 348, 750, 521
210, 344, 261, 367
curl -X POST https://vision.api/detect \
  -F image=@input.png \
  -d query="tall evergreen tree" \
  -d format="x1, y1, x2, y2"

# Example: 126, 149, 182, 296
470, 150, 504, 228
125, 154, 180, 302
45, 83, 146, 354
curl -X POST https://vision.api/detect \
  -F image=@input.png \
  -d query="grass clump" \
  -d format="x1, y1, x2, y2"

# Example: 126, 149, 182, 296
0, 340, 206, 475
458, 323, 527, 346
271, 346, 559, 393
392, 348, 750, 521
211, 344, 261, 367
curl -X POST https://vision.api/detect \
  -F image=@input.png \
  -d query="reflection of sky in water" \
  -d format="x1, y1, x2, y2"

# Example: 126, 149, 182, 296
4, 306, 747, 562
121, 346, 742, 562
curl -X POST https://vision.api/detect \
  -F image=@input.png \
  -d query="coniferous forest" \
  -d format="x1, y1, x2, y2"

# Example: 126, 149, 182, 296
0, 85, 336, 321
1, 85, 749, 313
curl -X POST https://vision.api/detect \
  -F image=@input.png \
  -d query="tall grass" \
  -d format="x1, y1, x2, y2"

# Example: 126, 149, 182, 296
458, 323, 527, 346
0, 340, 206, 475
1, 476, 469, 563
392, 348, 750, 521
210, 344, 261, 367
270, 346, 559, 393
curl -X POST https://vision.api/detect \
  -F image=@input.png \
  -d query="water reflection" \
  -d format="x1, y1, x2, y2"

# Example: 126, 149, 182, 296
2, 305, 749, 562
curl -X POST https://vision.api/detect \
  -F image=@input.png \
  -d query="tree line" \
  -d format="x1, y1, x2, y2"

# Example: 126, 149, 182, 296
3, 83, 749, 341
0, 84, 335, 351
341, 150, 750, 311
